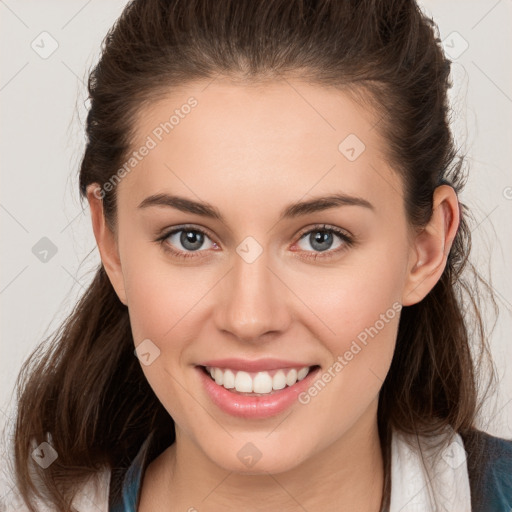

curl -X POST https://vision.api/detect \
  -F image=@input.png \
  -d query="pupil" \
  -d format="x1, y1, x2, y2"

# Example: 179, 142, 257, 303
182, 230, 203, 250
311, 231, 332, 252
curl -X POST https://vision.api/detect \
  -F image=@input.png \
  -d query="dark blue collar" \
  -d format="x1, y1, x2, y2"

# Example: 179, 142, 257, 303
109, 432, 156, 512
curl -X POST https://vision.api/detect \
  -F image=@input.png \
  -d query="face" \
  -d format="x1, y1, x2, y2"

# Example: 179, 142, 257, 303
87, 78, 446, 475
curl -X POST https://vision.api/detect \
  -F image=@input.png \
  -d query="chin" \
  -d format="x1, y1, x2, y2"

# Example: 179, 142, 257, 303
202, 437, 311, 475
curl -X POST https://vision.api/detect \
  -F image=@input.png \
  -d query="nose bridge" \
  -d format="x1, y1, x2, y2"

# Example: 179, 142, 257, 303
215, 237, 290, 342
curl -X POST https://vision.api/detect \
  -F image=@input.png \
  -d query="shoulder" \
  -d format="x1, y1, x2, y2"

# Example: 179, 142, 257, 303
391, 426, 512, 511
460, 428, 512, 512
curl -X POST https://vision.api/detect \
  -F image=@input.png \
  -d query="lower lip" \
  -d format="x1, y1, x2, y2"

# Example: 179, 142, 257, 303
196, 365, 321, 419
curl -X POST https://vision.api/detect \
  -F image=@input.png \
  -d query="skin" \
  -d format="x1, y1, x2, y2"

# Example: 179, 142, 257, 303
86, 78, 459, 511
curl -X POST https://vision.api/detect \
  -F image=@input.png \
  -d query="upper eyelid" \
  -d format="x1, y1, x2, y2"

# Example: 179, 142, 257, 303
297, 224, 351, 238
161, 224, 218, 242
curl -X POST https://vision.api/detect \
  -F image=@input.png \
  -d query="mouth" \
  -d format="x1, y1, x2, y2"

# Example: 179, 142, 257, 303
195, 363, 322, 419
199, 364, 321, 396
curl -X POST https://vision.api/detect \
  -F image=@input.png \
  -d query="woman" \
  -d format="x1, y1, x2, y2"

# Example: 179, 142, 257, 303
7, 0, 512, 511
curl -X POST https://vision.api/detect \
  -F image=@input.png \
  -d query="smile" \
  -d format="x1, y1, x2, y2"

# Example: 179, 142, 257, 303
204, 365, 312, 395
196, 364, 321, 418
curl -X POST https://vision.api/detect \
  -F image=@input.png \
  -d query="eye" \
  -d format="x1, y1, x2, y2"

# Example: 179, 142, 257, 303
293, 224, 354, 260
156, 223, 354, 261
156, 225, 218, 260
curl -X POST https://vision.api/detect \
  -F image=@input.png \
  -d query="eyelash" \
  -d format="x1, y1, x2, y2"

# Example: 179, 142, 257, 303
155, 224, 355, 261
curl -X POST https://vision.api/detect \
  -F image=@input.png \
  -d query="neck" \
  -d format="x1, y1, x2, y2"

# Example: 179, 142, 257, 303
142, 399, 385, 512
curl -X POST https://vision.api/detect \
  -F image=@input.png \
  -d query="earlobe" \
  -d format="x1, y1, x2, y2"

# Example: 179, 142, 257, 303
402, 185, 460, 306
86, 184, 128, 306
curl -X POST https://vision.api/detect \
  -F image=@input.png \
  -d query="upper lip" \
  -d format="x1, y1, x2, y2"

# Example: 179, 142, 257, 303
198, 358, 316, 372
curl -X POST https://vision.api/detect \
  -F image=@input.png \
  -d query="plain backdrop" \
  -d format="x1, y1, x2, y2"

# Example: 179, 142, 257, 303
1, 0, 511, 442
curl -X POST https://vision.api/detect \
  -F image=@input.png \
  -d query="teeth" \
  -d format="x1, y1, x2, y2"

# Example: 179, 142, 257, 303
285, 368, 298, 386
205, 366, 312, 394
272, 370, 287, 390
253, 372, 273, 394
297, 367, 309, 381
234, 371, 253, 392
223, 369, 235, 389
214, 368, 223, 385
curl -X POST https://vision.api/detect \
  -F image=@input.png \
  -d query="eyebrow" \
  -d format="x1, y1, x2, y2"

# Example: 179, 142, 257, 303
137, 192, 375, 222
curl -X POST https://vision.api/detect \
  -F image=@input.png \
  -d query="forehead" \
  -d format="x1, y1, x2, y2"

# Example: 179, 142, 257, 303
118, 78, 403, 216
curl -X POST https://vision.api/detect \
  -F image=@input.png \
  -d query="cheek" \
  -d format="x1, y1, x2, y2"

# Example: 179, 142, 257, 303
294, 268, 402, 441
289, 236, 406, 405
125, 272, 178, 342
123, 262, 201, 422
293, 238, 406, 347
120, 239, 207, 343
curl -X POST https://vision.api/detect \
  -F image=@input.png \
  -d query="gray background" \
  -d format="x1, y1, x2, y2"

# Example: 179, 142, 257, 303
1, 0, 511, 438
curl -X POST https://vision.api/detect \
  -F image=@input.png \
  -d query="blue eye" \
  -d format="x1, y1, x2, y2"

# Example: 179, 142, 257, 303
157, 225, 218, 260
156, 224, 354, 261
293, 224, 354, 261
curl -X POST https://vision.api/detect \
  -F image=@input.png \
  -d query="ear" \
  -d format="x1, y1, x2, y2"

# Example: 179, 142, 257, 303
86, 184, 128, 306
402, 185, 460, 306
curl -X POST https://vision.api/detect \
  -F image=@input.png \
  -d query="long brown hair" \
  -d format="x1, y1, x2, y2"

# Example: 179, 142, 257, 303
13, 0, 499, 510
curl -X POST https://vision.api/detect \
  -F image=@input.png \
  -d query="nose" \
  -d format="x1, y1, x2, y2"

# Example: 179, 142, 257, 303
213, 246, 292, 344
